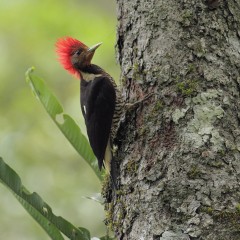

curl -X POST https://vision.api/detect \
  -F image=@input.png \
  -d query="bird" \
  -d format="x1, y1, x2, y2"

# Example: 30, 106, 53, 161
55, 37, 122, 188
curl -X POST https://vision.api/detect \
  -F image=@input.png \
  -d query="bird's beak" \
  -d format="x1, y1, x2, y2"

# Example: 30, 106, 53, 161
85, 42, 102, 64
88, 42, 102, 52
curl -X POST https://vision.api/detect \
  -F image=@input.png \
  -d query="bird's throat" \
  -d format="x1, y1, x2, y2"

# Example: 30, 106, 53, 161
80, 71, 102, 82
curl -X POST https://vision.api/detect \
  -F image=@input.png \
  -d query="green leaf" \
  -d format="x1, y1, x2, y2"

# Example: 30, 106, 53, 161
0, 157, 91, 240
99, 236, 116, 240
25, 67, 103, 181
90, 235, 116, 240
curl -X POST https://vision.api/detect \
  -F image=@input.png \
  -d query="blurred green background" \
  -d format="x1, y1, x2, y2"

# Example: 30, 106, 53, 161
0, 0, 119, 239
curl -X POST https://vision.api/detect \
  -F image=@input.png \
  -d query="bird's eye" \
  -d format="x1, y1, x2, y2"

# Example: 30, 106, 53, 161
75, 49, 82, 56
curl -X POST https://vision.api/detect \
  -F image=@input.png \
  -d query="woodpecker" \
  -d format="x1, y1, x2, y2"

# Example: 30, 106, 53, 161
55, 37, 122, 187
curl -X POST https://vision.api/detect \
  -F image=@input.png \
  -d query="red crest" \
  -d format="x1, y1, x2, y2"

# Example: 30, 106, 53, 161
55, 37, 87, 78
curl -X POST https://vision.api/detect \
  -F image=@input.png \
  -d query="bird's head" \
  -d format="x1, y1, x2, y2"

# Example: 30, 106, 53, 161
55, 37, 102, 78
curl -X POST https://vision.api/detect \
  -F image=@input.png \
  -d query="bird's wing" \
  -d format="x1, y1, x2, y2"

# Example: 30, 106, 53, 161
82, 76, 116, 170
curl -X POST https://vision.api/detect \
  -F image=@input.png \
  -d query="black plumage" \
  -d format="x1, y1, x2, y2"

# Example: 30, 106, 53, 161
80, 74, 116, 170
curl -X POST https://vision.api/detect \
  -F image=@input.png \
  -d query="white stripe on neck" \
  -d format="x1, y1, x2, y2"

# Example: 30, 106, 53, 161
80, 72, 102, 82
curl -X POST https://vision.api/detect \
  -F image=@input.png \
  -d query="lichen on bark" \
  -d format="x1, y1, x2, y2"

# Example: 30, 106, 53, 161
184, 89, 225, 151
105, 1, 240, 239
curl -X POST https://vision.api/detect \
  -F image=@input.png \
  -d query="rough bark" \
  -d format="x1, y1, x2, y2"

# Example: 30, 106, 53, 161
105, 1, 240, 239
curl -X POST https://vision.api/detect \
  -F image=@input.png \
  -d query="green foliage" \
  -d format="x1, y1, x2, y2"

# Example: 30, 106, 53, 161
26, 67, 104, 181
100, 236, 115, 240
0, 157, 91, 240
0, 0, 119, 238
0, 64, 117, 237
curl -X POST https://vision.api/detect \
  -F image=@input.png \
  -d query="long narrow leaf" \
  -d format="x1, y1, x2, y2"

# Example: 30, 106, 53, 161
25, 67, 103, 181
100, 236, 116, 240
0, 157, 91, 240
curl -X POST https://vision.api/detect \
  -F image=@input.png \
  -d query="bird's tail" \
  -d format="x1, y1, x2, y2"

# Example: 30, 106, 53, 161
104, 139, 118, 190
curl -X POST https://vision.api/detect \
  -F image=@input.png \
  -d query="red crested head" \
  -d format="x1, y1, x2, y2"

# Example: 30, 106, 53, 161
55, 37, 88, 78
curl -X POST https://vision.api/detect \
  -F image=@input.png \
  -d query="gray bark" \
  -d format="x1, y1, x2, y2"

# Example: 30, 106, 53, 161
105, 1, 240, 239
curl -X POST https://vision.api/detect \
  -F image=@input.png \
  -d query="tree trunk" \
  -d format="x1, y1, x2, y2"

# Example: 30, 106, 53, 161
105, 1, 240, 239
